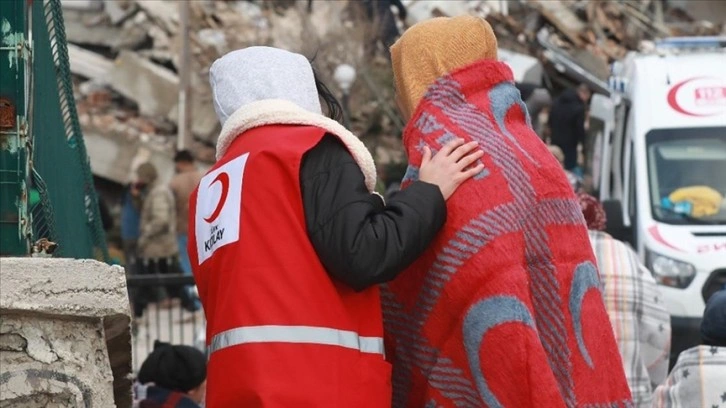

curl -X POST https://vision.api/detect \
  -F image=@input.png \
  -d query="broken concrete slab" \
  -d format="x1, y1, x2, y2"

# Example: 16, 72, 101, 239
137, 0, 179, 34
499, 48, 544, 84
0, 258, 130, 318
63, 7, 148, 50
103, 0, 137, 25
66, 21, 147, 50
67, 43, 113, 82
191, 100, 220, 142
109, 51, 179, 118
0, 258, 132, 407
82, 128, 176, 185
168, 92, 220, 143
63, 9, 122, 46
60, 0, 103, 11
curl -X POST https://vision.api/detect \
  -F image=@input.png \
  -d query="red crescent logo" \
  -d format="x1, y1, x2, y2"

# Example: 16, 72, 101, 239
203, 172, 230, 223
667, 77, 724, 117
648, 225, 685, 253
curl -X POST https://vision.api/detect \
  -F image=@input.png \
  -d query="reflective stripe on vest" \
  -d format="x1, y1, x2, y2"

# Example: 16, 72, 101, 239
209, 325, 385, 356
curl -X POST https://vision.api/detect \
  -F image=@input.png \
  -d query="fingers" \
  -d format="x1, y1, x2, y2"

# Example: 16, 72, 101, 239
455, 163, 486, 183
450, 141, 480, 162
439, 138, 466, 156
463, 163, 485, 178
421, 145, 432, 167
456, 149, 484, 170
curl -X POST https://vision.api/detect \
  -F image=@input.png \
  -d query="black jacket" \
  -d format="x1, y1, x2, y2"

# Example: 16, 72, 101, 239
548, 88, 586, 149
300, 134, 446, 291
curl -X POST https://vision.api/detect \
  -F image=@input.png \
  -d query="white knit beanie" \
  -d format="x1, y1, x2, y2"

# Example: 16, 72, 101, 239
209, 46, 323, 126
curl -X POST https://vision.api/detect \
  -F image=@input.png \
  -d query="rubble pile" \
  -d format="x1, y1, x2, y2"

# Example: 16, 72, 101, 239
480, 0, 725, 87
65, 0, 375, 168
63, 0, 724, 174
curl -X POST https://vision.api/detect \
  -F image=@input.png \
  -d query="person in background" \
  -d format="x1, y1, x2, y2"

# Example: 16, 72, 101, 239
122, 182, 142, 269
98, 194, 114, 232
121, 180, 143, 318
652, 290, 726, 408
136, 163, 189, 317
548, 143, 583, 192
515, 82, 552, 140
549, 83, 591, 172
135, 341, 207, 408
579, 193, 671, 407
363, 0, 407, 59
169, 150, 203, 312
189, 46, 482, 407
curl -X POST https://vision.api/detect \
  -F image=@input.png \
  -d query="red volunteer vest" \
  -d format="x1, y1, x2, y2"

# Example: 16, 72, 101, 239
189, 124, 391, 407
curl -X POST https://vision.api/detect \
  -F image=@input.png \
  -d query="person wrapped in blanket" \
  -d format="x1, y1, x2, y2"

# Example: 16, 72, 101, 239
653, 290, 726, 408
382, 15, 632, 407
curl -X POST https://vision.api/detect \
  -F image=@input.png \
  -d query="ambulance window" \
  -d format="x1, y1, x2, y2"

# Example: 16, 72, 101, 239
646, 127, 726, 225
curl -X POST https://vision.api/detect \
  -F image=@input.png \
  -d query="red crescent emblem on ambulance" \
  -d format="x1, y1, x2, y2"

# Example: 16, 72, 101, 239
648, 225, 685, 253
204, 172, 230, 223
667, 77, 726, 117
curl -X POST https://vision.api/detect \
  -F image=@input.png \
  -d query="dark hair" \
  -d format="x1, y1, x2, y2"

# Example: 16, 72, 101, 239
701, 290, 726, 347
578, 83, 592, 95
174, 150, 195, 163
312, 69, 344, 123
138, 341, 207, 392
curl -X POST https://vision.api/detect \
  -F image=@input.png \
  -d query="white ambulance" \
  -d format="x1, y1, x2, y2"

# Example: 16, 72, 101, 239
590, 37, 726, 362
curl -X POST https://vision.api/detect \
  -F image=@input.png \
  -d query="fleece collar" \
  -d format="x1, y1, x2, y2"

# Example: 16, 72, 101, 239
215, 99, 377, 192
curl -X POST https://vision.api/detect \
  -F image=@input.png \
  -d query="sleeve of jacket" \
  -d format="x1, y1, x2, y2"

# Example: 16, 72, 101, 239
574, 105, 587, 146
301, 134, 446, 291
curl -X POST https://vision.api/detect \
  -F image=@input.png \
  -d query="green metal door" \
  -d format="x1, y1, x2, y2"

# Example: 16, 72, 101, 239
0, 0, 31, 256
1, 0, 108, 261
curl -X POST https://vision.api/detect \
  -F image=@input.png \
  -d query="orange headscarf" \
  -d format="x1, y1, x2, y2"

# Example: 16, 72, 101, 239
390, 16, 498, 118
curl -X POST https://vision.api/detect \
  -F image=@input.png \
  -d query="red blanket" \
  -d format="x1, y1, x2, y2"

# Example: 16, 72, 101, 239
382, 60, 632, 407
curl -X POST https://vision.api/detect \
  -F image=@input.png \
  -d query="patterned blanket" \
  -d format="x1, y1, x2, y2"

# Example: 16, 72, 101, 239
589, 231, 671, 407
652, 346, 726, 408
382, 60, 633, 407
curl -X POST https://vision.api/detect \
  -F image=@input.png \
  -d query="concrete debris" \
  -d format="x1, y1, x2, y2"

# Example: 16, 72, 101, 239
109, 51, 179, 118
0, 332, 27, 352
67, 43, 113, 83
481, 0, 724, 88
61, 0, 723, 175
60, 0, 103, 12
136, 0, 179, 35
0, 258, 132, 408
530, 0, 587, 47
102, 0, 137, 25
197, 29, 228, 55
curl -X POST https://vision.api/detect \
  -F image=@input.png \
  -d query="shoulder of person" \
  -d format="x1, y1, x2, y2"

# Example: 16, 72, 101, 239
192, 170, 204, 182
302, 133, 357, 175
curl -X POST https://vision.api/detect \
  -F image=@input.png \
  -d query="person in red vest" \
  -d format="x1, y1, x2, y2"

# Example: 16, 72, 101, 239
382, 16, 633, 407
188, 46, 484, 407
